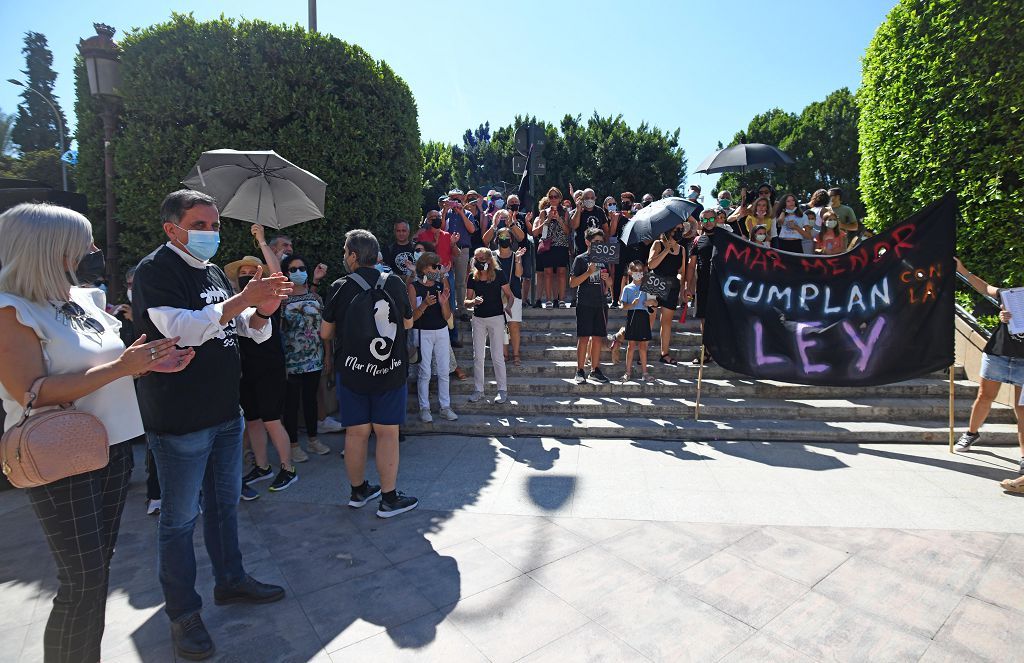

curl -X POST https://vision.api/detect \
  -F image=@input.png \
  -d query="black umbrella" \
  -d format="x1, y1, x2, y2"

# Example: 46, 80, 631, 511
693, 143, 795, 174
619, 197, 701, 245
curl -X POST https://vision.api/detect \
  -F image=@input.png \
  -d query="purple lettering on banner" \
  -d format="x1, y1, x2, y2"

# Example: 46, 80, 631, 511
753, 321, 785, 366
842, 317, 887, 372
795, 322, 828, 374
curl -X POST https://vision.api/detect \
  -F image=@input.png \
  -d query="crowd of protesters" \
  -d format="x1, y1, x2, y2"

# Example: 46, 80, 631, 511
1, 177, 1023, 663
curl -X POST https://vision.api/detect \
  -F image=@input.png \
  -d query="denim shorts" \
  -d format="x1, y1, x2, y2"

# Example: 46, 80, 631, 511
335, 378, 407, 427
980, 353, 1024, 385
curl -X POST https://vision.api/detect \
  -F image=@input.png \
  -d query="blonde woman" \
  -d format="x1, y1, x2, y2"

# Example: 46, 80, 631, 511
409, 252, 458, 422
0, 203, 194, 663
465, 247, 514, 403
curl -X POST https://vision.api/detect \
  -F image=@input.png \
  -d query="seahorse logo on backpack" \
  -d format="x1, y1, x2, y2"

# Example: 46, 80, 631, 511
370, 299, 398, 361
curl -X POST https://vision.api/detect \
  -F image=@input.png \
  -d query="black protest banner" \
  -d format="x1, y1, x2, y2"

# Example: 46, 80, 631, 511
589, 241, 621, 264
704, 194, 956, 387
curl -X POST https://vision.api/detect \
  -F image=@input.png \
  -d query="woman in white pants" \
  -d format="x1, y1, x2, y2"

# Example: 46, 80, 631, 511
408, 252, 458, 423
465, 247, 514, 404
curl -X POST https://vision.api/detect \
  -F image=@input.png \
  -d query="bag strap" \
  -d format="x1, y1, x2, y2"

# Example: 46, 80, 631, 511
348, 272, 371, 291
24, 377, 46, 410
375, 272, 389, 290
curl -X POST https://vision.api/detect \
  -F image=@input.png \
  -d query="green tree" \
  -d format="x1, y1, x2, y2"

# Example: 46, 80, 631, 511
713, 89, 862, 214
11, 32, 69, 154
0, 148, 67, 187
0, 108, 14, 155
424, 113, 686, 212
74, 14, 421, 282
859, 0, 1024, 287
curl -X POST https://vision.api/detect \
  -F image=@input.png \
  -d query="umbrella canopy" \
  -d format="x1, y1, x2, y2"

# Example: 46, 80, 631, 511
182, 150, 327, 229
619, 197, 701, 246
693, 143, 795, 174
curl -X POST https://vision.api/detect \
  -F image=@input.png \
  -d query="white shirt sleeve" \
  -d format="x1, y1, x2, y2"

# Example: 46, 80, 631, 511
148, 304, 271, 346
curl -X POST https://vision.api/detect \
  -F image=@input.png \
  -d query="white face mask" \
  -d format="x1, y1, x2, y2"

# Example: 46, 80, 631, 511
755, 234, 767, 242
631, 272, 643, 282
126, 289, 133, 303
583, 199, 596, 209
785, 207, 797, 214
825, 219, 838, 229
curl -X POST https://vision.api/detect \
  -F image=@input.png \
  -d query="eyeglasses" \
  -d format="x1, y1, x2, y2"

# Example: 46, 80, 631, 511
288, 266, 307, 273
54, 301, 105, 336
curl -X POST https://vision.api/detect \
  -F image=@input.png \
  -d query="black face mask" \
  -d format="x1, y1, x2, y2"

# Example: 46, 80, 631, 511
430, 218, 442, 229
238, 275, 254, 290
497, 238, 512, 248
672, 230, 684, 242
508, 204, 520, 212
473, 260, 487, 271
620, 201, 631, 210
74, 250, 106, 284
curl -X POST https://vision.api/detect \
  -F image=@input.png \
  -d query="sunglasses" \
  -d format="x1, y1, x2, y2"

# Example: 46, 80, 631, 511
55, 301, 105, 336
288, 266, 307, 273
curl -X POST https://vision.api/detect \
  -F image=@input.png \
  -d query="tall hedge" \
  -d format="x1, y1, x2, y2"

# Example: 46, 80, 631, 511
75, 14, 421, 283
859, 0, 1024, 286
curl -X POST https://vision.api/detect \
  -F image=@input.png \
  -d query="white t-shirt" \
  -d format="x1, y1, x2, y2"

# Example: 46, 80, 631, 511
777, 211, 812, 241
0, 288, 144, 445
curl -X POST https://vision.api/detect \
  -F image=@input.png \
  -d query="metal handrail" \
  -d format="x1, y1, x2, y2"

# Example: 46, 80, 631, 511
955, 303, 992, 339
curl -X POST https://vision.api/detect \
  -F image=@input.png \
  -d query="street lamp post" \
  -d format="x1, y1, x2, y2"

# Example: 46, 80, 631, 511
6, 78, 68, 191
78, 23, 122, 301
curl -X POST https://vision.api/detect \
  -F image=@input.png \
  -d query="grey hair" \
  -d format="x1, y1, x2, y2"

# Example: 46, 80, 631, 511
160, 189, 217, 225
344, 229, 380, 268
583, 188, 596, 197
0, 203, 93, 303
392, 219, 410, 230
269, 236, 292, 249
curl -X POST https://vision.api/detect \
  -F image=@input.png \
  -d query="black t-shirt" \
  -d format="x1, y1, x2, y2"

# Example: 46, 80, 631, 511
574, 207, 608, 251
412, 279, 447, 330
384, 242, 416, 280
693, 233, 715, 282
497, 254, 522, 299
322, 267, 414, 380
240, 310, 284, 365
468, 270, 508, 318
572, 252, 606, 308
132, 245, 244, 434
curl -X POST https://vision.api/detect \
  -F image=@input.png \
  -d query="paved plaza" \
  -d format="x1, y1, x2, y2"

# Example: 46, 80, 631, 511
1, 433, 1023, 662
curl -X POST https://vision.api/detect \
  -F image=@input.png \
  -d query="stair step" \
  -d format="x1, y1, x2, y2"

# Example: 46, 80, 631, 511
409, 394, 1014, 423
402, 414, 1020, 444
453, 345, 703, 361
421, 376, 983, 399
442, 359, 964, 380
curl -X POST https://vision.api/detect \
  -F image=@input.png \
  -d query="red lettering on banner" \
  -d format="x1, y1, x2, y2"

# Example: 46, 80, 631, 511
826, 258, 846, 276
800, 259, 829, 277
723, 243, 751, 266
890, 224, 917, 258
848, 247, 869, 271
724, 243, 787, 272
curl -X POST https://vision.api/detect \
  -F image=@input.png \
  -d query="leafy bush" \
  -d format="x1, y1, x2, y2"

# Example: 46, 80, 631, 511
859, 0, 1024, 288
75, 14, 421, 284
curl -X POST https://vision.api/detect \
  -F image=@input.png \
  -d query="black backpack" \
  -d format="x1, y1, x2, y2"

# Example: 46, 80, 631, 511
338, 271, 407, 394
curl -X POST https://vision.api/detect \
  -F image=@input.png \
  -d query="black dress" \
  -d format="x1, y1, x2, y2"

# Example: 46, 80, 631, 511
625, 305, 653, 341
652, 240, 685, 310
692, 233, 715, 319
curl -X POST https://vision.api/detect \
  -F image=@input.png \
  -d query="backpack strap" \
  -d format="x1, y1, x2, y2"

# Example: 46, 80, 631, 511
375, 272, 389, 290
347, 272, 372, 291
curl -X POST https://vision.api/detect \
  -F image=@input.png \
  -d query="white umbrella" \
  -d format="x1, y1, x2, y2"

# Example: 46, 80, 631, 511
182, 149, 326, 229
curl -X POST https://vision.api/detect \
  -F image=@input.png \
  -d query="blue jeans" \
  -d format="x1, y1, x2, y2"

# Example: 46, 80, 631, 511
147, 415, 246, 620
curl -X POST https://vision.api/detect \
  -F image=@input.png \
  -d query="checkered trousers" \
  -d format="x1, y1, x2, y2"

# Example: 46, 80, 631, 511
24, 441, 134, 663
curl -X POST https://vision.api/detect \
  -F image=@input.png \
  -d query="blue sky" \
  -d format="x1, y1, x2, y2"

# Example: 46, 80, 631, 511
0, 0, 897, 197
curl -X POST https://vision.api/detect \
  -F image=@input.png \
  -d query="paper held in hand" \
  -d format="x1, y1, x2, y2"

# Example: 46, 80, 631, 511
999, 287, 1024, 336
588, 241, 620, 264
641, 273, 671, 299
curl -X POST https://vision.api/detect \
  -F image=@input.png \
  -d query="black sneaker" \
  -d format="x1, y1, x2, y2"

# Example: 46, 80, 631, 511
268, 467, 297, 492
451, 340, 464, 349
213, 575, 286, 605
349, 481, 382, 508
171, 612, 214, 661
589, 368, 611, 384
954, 431, 979, 452
553, 299, 562, 309
574, 369, 587, 385
532, 299, 543, 309
376, 491, 419, 518
242, 464, 273, 484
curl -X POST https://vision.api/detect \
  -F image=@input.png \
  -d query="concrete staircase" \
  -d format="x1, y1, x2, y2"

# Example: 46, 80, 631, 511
405, 307, 1019, 444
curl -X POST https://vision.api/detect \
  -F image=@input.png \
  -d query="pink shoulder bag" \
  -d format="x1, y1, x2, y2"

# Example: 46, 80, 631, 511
1, 377, 109, 488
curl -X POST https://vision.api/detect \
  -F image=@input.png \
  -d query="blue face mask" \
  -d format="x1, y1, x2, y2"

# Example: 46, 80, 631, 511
175, 225, 220, 262
494, 199, 505, 209
374, 263, 391, 274
288, 270, 308, 286
413, 251, 424, 264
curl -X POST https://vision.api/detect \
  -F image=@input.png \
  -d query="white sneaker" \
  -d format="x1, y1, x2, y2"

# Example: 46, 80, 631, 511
419, 408, 433, 423
307, 438, 331, 455
291, 445, 309, 463
318, 416, 344, 433
494, 391, 507, 404
439, 407, 459, 421
146, 499, 161, 516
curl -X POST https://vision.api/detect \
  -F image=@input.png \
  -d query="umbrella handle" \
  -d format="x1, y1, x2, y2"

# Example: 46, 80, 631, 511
197, 165, 206, 188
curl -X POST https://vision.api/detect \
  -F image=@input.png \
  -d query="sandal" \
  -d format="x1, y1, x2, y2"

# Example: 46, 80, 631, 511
453, 368, 468, 381
659, 353, 675, 365
513, 354, 522, 368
